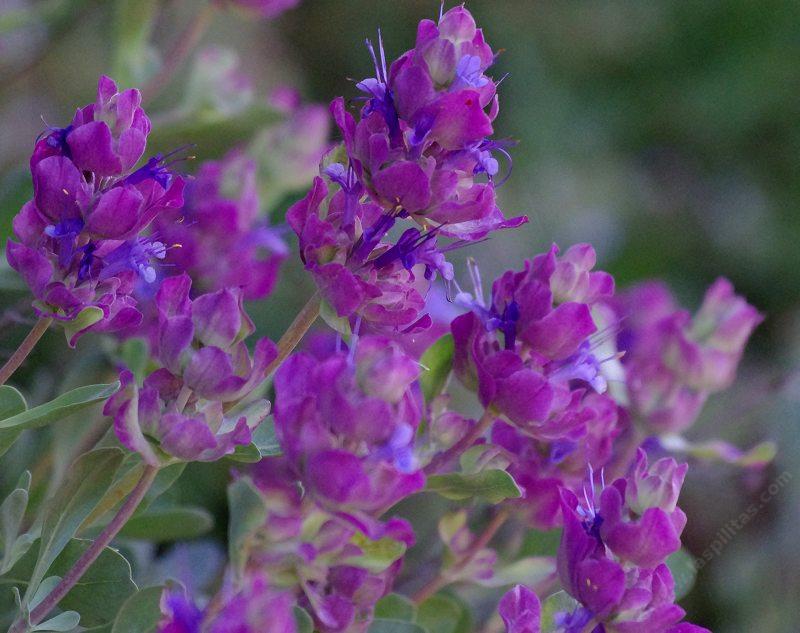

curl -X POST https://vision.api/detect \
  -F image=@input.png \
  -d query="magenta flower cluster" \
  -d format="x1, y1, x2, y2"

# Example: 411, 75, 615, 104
104, 274, 277, 464
2, 4, 769, 633
288, 5, 526, 334
6, 76, 184, 344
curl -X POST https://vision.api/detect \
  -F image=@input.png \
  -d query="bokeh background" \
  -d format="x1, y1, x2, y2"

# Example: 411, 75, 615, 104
1, 2, 799, 631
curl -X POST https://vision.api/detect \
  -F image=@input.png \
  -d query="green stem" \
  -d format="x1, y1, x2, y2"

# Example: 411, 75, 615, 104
0, 317, 52, 386
266, 293, 321, 377
424, 408, 495, 475
9, 465, 159, 633
412, 508, 510, 604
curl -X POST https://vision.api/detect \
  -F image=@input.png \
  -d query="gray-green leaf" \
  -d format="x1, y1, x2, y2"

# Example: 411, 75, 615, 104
368, 620, 426, 633
374, 593, 416, 622
111, 586, 164, 633
540, 591, 580, 633
1, 471, 32, 573
666, 548, 697, 600
119, 507, 213, 542
425, 469, 522, 504
416, 594, 465, 633
2, 538, 136, 627
24, 448, 125, 604
227, 477, 266, 580
419, 334, 454, 403
0, 382, 119, 440
293, 606, 314, 633
0, 385, 28, 457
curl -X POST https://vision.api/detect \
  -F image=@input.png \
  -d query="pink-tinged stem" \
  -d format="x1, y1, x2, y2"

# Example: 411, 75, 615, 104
0, 316, 52, 386
141, 2, 217, 104
412, 508, 510, 604
10, 465, 159, 633
265, 293, 321, 377
424, 408, 495, 475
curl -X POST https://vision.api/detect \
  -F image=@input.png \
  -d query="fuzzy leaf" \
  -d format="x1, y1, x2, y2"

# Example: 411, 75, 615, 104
0, 382, 119, 433
374, 593, 416, 622
425, 469, 522, 504
475, 556, 556, 588
62, 306, 105, 346
227, 477, 266, 580
540, 591, 580, 633
293, 606, 314, 633
342, 532, 406, 573
119, 507, 214, 542
319, 299, 351, 339
416, 594, 466, 633
2, 538, 136, 627
666, 548, 697, 600
0, 471, 32, 573
0, 385, 28, 457
24, 448, 125, 604
111, 586, 164, 633
419, 334, 454, 403
368, 620, 426, 633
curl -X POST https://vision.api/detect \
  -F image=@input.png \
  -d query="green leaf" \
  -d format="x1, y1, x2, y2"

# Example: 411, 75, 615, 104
227, 477, 266, 580
33, 610, 80, 631
111, 586, 164, 633
519, 528, 562, 558
83, 460, 185, 532
540, 591, 580, 633
0, 385, 28, 458
416, 594, 465, 633
1, 471, 32, 573
118, 507, 213, 542
342, 532, 407, 573
419, 334, 454, 403
117, 339, 150, 383
368, 620, 426, 633
1, 538, 136, 627
226, 405, 280, 462
425, 469, 522, 504
0, 382, 119, 432
24, 448, 125, 604
251, 420, 281, 456
62, 306, 105, 346
319, 299, 351, 339
475, 556, 556, 588
293, 606, 314, 633
666, 548, 697, 600
0, 385, 27, 419
374, 593, 416, 622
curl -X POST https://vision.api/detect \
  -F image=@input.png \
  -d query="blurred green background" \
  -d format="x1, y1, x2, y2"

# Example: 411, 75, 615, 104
1, 2, 799, 631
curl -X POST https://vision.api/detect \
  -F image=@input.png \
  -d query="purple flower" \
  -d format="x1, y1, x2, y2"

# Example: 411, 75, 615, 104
554, 462, 705, 632
288, 5, 528, 333
247, 461, 415, 632
104, 275, 277, 464
326, 6, 526, 239
158, 586, 203, 633
274, 335, 425, 515
154, 150, 287, 300
32, 75, 151, 177
158, 574, 297, 633
499, 585, 541, 633
7, 75, 185, 345
452, 245, 615, 433
491, 391, 621, 529
615, 278, 762, 433
287, 176, 435, 333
